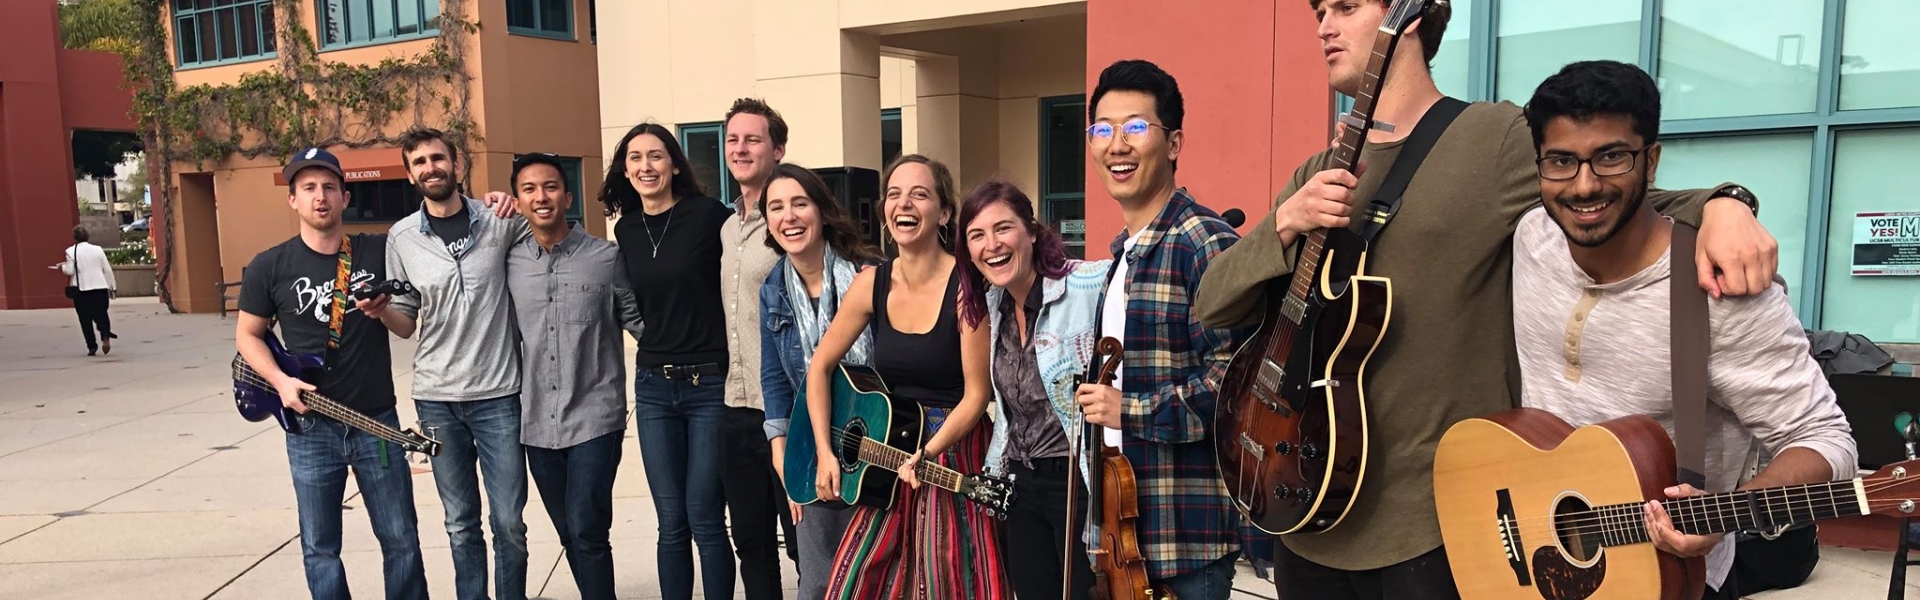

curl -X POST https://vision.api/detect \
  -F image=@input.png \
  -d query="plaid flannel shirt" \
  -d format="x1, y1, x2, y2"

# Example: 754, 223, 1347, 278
1103, 188, 1251, 580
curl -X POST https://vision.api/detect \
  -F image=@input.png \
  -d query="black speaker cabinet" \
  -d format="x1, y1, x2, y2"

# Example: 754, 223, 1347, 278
810, 166, 886, 255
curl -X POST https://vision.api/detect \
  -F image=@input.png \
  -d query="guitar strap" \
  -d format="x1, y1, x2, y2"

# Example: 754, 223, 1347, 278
327, 236, 355, 352
1353, 96, 1468, 244
1671, 223, 1709, 489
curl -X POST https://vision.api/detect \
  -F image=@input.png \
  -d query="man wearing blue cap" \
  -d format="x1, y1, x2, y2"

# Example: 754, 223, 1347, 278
235, 146, 429, 600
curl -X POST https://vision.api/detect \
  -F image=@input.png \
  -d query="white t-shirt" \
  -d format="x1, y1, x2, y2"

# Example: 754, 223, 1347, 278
1099, 229, 1145, 448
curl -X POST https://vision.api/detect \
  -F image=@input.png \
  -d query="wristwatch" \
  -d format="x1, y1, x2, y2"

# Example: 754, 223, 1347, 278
1711, 185, 1759, 216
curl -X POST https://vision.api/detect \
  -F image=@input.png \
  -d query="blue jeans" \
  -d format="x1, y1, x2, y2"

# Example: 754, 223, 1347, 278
417, 396, 530, 600
1159, 551, 1239, 600
525, 430, 623, 600
285, 408, 428, 600
634, 367, 734, 600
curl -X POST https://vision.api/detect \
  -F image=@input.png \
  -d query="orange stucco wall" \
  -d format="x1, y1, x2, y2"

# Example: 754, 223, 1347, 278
1083, 0, 1332, 258
0, 0, 137, 309
160, 0, 603, 313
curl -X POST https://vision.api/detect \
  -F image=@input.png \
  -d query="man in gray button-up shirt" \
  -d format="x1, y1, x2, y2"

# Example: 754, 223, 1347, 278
504, 153, 641, 600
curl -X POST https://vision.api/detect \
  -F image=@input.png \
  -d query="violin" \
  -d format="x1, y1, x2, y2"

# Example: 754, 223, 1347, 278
1067, 337, 1175, 600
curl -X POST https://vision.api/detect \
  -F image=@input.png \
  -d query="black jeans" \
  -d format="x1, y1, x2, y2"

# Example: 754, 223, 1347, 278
525, 430, 623, 600
720, 407, 788, 600
1273, 542, 1460, 600
72, 289, 112, 351
1002, 457, 1095, 600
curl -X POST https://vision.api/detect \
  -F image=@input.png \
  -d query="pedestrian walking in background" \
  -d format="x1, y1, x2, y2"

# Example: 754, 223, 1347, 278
59, 225, 117, 356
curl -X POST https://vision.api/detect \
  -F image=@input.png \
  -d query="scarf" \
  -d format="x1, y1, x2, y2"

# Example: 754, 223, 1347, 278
784, 245, 871, 368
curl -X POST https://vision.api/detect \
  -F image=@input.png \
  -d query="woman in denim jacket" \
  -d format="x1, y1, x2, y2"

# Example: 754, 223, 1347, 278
755, 163, 883, 599
957, 180, 1112, 600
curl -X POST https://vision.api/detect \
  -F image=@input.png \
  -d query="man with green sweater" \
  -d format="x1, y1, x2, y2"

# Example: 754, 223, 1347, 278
1194, 1, 1779, 598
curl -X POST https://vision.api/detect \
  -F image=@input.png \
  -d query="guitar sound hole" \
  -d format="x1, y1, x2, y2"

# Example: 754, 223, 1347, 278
1552, 495, 1602, 563
840, 419, 868, 474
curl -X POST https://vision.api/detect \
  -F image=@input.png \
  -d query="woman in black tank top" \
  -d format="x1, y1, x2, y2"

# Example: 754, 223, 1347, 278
799, 155, 1009, 597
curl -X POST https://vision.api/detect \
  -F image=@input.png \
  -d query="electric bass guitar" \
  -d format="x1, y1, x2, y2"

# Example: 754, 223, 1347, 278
1215, 0, 1430, 535
1435, 408, 1920, 600
782, 363, 1015, 517
232, 335, 441, 456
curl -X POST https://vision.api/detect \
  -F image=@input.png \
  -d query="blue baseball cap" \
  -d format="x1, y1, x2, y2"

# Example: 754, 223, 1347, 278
282, 146, 345, 184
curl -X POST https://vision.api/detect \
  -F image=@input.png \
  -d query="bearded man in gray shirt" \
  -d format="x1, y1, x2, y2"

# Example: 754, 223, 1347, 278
1512, 61, 1856, 600
373, 128, 531, 600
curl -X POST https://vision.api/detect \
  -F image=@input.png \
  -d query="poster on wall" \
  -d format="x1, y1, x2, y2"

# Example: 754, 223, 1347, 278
1853, 211, 1920, 276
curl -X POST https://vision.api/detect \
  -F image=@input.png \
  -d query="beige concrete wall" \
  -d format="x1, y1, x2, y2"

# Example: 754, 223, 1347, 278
840, 0, 1084, 34
993, 16, 1086, 197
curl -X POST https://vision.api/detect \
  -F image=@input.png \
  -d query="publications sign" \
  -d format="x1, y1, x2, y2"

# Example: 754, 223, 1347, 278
1853, 211, 1920, 276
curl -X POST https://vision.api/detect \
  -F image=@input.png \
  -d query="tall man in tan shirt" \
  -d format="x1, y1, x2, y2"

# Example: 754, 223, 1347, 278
1194, 2, 1782, 598
715, 98, 791, 600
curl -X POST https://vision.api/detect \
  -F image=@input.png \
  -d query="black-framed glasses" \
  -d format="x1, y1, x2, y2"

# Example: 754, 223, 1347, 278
1087, 118, 1172, 149
1536, 146, 1650, 181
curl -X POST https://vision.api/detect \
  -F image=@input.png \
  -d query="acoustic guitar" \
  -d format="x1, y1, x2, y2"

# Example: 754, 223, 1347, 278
1435, 407, 1920, 600
782, 363, 1015, 517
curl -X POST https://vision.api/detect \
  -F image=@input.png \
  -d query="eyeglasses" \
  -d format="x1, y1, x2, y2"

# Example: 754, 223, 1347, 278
1536, 146, 1650, 181
1087, 119, 1172, 149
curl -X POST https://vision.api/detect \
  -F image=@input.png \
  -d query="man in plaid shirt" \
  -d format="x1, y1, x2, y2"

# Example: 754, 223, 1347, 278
1074, 59, 1251, 599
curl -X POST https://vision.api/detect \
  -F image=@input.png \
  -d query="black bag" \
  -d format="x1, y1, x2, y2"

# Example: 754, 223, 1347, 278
64, 285, 80, 300
1731, 524, 1820, 594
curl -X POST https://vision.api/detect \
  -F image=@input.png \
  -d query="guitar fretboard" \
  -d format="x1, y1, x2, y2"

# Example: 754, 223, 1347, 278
856, 438, 966, 493
1580, 479, 1864, 547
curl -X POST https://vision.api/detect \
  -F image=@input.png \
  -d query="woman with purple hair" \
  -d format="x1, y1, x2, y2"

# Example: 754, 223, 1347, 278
956, 179, 1113, 600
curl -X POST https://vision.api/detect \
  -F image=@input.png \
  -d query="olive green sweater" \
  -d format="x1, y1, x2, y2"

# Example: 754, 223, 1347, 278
1195, 100, 1732, 570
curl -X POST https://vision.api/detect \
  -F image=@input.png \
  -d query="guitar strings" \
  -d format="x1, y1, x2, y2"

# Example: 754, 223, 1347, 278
819, 426, 964, 487
231, 363, 426, 450
1499, 476, 1901, 530
1497, 478, 1903, 542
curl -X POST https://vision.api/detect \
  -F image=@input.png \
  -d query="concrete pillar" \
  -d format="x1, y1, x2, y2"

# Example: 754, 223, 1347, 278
753, 0, 883, 172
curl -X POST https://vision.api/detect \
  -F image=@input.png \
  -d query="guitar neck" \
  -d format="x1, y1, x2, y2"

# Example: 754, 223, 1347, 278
1280, 23, 1399, 322
856, 438, 968, 493
1590, 479, 1866, 546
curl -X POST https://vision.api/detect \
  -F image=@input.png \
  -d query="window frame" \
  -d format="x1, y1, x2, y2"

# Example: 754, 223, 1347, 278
339, 178, 422, 224
314, 0, 442, 52
677, 121, 734, 205
172, 0, 278, 69
507, 0, 576, 41
1039, 94, 1088, 258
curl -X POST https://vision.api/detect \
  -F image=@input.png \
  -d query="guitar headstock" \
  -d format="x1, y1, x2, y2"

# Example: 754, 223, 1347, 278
1382, 0, 1432, 36
959, 471, 1018, 520
1864, 459, 1920, 517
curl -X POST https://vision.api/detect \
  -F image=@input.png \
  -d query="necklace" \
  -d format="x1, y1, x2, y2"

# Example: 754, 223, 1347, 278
640, 201, 675, 258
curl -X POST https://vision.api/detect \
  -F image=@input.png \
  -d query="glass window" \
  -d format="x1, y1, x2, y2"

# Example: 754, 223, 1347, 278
678, 123, 732, 204
508, 0, 572, 38
1495, 0, 1639, 103
1040, 96, 1086, 258
342, 179, 421, 222
1821, 128, 1920, 343
1840, 0, 1920, 111
1657, 134, 1815, 307
881, 109, 903, 167
173, 0, 275, 66
319, 0, 438, 49
1658, 0, 1822, 120
1429, 0, 1472, 99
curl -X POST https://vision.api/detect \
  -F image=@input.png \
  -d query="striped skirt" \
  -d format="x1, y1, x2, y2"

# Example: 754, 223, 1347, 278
825, 407, 1010, 599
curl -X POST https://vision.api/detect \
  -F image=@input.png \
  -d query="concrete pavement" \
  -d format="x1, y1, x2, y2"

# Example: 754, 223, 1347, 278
0, 298, 1897, 599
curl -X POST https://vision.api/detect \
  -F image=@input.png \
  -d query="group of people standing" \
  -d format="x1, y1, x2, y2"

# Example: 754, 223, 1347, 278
235, 2, 1862, 600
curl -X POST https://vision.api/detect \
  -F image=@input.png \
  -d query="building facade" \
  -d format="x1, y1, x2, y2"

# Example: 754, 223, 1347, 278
156, 0, 603, 313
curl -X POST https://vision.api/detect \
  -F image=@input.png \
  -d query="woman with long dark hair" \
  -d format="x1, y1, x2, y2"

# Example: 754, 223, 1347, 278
599, 123, 735, 600
803, 154, 1009, 598
755, 163, 885, 599
956, 179, 1111, 600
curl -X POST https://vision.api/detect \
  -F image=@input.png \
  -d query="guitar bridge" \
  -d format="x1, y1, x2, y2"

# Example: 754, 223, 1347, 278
1239, 432, 1266, 460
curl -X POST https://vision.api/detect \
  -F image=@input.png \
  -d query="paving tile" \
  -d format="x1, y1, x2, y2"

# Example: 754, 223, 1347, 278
0, 515, 57, 544
0, 556, 259, 600
0, 509, 297, 563
0, 477, 153, 516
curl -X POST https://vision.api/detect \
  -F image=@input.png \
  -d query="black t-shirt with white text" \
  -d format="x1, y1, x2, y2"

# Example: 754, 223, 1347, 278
238, 234, 396, 415
425, 203, 474, 256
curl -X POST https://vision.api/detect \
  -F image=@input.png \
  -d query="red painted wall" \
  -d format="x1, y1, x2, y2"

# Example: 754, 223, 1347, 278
0, 0, 136, 309
1084, 0, 1332, 257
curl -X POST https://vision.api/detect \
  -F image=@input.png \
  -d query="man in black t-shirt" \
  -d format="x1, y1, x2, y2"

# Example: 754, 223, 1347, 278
235, 146, 428, 600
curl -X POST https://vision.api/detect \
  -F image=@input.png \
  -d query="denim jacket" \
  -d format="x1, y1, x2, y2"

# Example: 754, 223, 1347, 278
759, 255, 873, 440
981, 259, 1113, 481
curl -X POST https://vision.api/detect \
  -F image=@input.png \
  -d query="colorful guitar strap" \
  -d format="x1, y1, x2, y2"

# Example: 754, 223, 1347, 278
327, 237, 354, 350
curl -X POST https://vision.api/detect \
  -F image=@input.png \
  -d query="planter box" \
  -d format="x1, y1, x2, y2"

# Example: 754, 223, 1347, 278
112, 264, 156, 297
